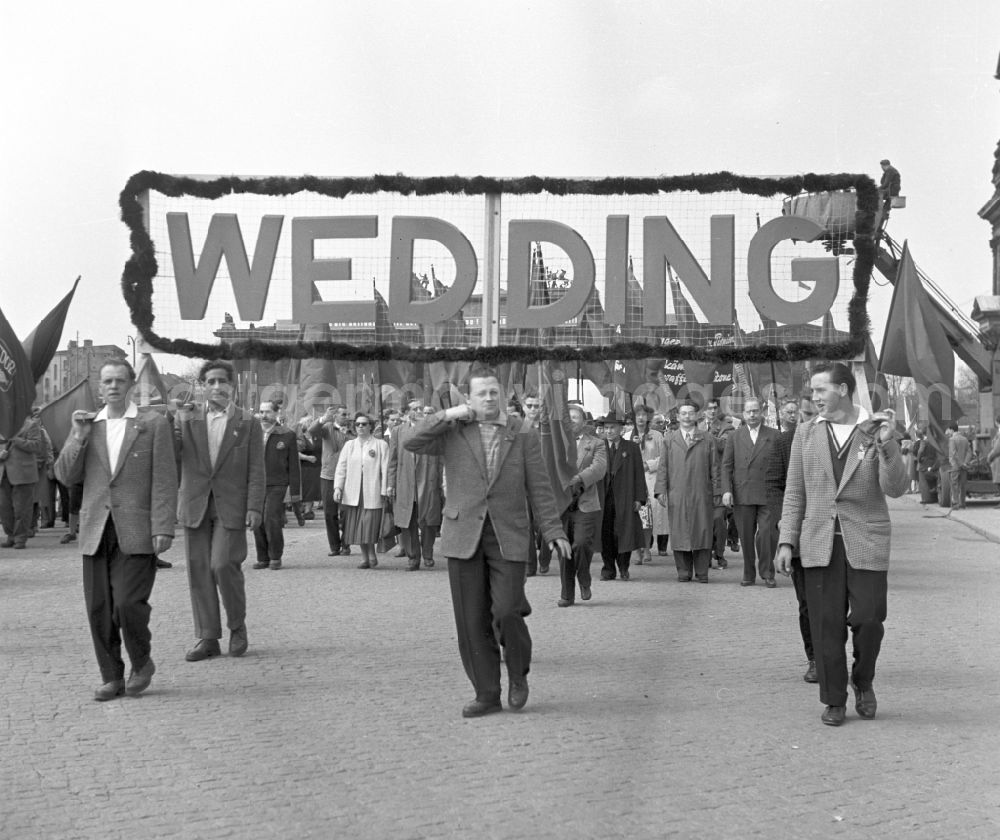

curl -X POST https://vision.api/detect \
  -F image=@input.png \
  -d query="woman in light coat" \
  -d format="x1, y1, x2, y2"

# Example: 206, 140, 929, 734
334, 413, 390, 569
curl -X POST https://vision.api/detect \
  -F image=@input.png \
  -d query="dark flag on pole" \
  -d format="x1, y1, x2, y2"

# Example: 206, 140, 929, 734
21, 277, 80, 383
0, 304, 37, 438
39, 377, 98, 451
879, 240, 960, 452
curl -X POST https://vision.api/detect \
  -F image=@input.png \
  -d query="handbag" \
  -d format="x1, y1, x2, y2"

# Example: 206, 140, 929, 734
377, 499, 398, 553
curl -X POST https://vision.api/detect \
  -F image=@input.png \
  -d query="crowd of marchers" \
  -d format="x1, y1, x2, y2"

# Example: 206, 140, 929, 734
4, 357, 1000, 726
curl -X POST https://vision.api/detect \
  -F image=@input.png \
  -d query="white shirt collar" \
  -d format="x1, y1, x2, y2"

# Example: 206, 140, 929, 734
815, 405, 870, 425
95, 402, 138, 422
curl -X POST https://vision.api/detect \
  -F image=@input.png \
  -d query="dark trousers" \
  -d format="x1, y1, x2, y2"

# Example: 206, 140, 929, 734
674, 549, 711, 581
399, 502, 438, 562
600, 494, 630, 578
917, 469, 938, 504
321, 478, 343, 552
734, 503, 776, 582
803, 535, 887, 707
447, 517, 531, 702
184, 494, 247, 639
559, 508, 601, 601
712, 504, 728, 558
790, 555, 813, 661
0, 473, 34, 546
656, 534, 669, 552
83, 518, 157, 683
253, 485, 287, 564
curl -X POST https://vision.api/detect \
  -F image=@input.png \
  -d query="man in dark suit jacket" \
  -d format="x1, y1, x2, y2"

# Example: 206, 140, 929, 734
553, 404, 607, 606
404, 366, 570, 718
722, 398, 780, 587
56, 359, 177, 701
252, 401, 300, 571
1, 410, 44, 550
309, 405, 352, 556
599, 414, 647, 581
173, 360, 265, 662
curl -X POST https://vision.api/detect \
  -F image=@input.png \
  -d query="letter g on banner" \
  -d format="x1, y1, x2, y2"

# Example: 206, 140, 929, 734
747, 216, 839, 325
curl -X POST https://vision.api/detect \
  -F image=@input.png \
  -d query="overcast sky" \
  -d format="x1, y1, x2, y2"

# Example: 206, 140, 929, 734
1, 0, 997, 372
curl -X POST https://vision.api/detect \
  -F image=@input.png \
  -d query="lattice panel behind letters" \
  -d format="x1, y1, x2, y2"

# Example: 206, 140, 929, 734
121, 172, 876, 367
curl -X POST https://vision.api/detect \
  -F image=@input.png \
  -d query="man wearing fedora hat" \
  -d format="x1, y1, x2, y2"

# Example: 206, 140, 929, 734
599, 413, 646, 581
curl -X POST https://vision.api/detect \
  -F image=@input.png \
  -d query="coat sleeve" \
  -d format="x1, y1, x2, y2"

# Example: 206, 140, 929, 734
577, 438, 607, 489
287, 431, 301, 501
54, 434, 87, 487
334, 439, 351, 491
402, 414, 451, 455
523, 432, 566, 546
386, 430, 400, 490
721, 433, 735, 495
379, 439, 390, 496
777, 426, 806, 550
246, 419, 266, 515
151, 415, 179, 538
631, 441, 648, 504
877, 437, 910, 498
654, 441, 668, 497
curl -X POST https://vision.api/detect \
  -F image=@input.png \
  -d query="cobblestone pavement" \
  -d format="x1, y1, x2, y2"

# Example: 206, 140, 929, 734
2, 496, 998, 840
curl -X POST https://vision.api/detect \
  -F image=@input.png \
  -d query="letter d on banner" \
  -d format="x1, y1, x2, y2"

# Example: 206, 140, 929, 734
507, 221, 594, 327
388, 217, 477, 323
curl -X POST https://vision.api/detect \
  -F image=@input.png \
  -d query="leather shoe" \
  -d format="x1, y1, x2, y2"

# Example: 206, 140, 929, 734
94, 679, 125, 702
695, 575, 709, 583
424, 557, 435, 568
764, 578, 777, 588
557, 598, 574, 607
357, 560, 371, 569
538, 564, 549, 575
740, 579, 755, 587
229, 626, 248, 657
600, 572, 614, 581
853, 685, 877, 719
253, 562, 269, 569
508, 677, 529, 711
803, 660, 818, 683
462, 698, 502, 718
125, 658, 155, 696
677, 575, 692, 582
821, 705, 846, 726
1, 539, 14, 548
580, 586, 592, 601
407, 559, 421, 571
155, 558, 172, 568
185, 638, 221, 662
340, 547, 351, 555
269, 561, 282, 570
620, 570, 630, 581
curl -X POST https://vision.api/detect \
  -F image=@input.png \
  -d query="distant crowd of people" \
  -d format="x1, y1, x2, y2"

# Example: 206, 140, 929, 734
4, 356, 999, 727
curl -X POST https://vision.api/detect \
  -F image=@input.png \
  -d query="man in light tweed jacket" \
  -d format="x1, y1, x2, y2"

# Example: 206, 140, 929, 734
776, 363, 908, 727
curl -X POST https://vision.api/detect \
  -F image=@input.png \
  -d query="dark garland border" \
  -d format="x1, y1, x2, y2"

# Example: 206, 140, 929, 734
119, 171, 877, 364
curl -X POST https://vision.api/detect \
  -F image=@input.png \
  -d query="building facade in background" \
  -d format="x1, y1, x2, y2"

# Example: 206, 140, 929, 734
37, 339, 127, 405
